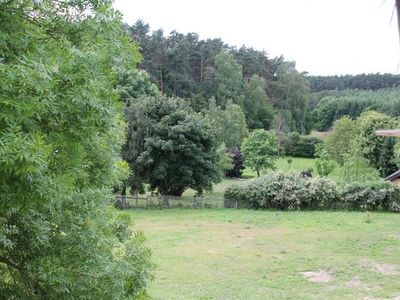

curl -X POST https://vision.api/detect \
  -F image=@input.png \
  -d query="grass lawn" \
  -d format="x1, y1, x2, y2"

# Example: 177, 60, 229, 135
181, 177, 247, 201
243, 156, 343, 181
132, 209, 400, 299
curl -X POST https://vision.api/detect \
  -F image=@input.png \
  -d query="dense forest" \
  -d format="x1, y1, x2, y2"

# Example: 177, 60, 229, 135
308, 74, 400, 92
125, 20, 311, 134
126, 20, 400, 134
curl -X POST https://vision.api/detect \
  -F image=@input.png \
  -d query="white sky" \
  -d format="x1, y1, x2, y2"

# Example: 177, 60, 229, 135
113, 0, 400, 75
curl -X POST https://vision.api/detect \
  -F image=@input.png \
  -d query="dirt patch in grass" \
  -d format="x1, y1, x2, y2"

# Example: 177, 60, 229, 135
361, 259, 399, 275
345, 276, 369, 289
301, 270, 332, 283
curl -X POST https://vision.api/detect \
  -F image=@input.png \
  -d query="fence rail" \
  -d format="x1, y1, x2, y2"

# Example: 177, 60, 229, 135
115, 194, 237, 209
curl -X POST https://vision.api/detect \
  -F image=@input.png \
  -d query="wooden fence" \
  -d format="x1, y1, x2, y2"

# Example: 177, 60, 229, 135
115, 194, 237, 209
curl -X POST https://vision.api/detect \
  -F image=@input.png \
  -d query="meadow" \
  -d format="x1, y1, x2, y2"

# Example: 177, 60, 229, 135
132, 209, 400, 299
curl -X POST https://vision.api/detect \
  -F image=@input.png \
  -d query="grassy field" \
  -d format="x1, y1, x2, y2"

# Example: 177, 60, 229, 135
181, 177, 247, 201
243, 156, 342, 181
132, 209, 400, 299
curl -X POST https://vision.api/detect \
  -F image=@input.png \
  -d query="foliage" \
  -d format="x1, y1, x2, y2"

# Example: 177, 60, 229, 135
214, 51, 245, 107
280, 132, 321, 158
311, 88, 400, 131
125, 21, 310, 133
225, 147, 245, 178
341, 139, 380, 182
342, 182, 400, 212
244, 74, 275, 129
308, 73, 400, 92
356, 111, 398, 177
0, 1, 154, 298
204, 98, 249, 148
123, 95, 221, 196
269, 61, 311, 133
116, 69, 159, 106
315, 149, 337, 177
241, 130, 278, 177
323, 116, 358, 165
224, 172, 340, 210
225, 173, 400, 212
216, 144, 234, 176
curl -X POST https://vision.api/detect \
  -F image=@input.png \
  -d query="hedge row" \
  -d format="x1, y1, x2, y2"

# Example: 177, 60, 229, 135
224, 172, 400, 212
279, 132, 321, 158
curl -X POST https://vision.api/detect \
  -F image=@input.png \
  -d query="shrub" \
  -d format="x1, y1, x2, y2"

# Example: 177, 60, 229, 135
315, 148, 337, 177
342, 182, 400, 211
225, 173, 400, 212
225, 147, 245, 178
224, 172, 340, 210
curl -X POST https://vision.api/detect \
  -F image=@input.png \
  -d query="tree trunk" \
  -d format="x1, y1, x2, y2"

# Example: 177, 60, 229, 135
200, 52, 204, 83
257, 169, 260, 177
121, 186, 127, 209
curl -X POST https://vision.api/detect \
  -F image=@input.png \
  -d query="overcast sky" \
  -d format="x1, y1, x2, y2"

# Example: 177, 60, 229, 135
113, 0, 400, 76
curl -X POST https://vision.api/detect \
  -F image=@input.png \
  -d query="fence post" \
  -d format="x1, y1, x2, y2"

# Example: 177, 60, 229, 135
135, 192, 138, 208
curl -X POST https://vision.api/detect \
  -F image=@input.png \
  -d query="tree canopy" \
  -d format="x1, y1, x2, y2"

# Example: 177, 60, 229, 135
0, 1, 153, 297
241, 130, 279, 177
123, 95, 221, 196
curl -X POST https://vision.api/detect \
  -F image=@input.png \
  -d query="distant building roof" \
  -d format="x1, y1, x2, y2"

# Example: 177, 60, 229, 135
384, 170, 400, 181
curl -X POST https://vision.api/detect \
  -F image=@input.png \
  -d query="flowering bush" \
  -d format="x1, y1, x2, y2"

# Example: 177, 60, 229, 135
342, 182, 400, 211
225, 172, 400, 211
224, 172, 340, 210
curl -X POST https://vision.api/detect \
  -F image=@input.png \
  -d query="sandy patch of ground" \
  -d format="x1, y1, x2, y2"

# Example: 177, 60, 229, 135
361, 259, 399, 275
301, 270, 332, 283
345, 276, 369, 289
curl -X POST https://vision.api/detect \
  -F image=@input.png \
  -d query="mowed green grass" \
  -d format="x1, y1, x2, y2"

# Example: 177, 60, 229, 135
181, 177, 247, 201
132, 209, 400, 299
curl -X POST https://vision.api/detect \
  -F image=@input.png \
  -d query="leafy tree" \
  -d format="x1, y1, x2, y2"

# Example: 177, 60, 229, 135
117, 69, 159, 106
225, 147, 245, 178
214, 51, 245, 107
269, 61, 310, 133
232, 46, 274, 81
315, 149, 337, 177
0, 1, 153, 298
280, 132, 321, 158
244, 75, 275, 129
341, 139, 380, 182
124, 95, 221, 196
323, 116, 358, 165
216, 143, 234, 176
241, 130, 279, 177
357, 111, 398, 177
204, 98, 249, 148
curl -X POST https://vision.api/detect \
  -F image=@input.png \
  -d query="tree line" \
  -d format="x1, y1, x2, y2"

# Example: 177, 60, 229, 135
127, 20, 400, 134
310, 87, 400, 131
125, 20, 311, 134
308, 73, 400, 93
